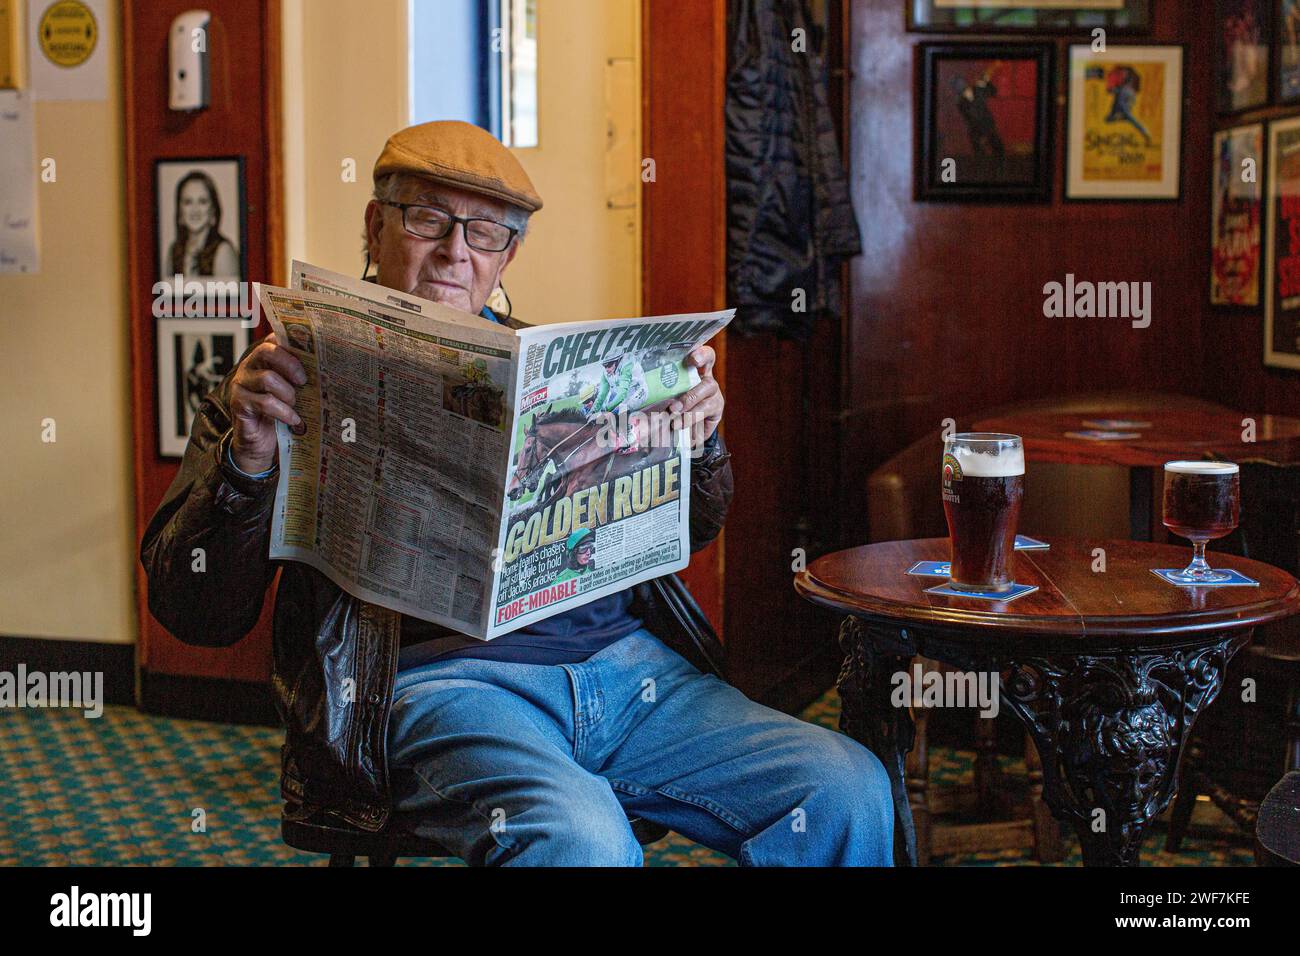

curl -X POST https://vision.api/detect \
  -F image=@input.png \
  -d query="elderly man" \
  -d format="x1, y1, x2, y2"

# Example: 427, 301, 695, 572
141, 121, 893, 866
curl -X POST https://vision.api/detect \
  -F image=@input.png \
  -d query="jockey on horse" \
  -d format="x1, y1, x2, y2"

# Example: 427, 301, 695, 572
584, 352, 649, 455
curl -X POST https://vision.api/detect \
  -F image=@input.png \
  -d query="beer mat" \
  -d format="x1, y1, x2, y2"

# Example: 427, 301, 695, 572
923, 582, 1039, 602
1064, 430, 1142, 441
1081, 419, 1152, 430
1150, 568, 1260, 588
908, 540, 1048, 577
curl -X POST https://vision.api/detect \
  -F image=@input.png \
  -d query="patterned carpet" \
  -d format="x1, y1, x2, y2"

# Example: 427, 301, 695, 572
0, 691, 1254, 866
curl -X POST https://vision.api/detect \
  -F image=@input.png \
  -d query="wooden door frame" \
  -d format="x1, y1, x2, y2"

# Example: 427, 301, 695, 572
124, 0, 284, 718
640, 0, 729, 631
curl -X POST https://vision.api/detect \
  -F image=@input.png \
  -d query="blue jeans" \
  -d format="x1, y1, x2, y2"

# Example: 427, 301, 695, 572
387, 628, 895, 866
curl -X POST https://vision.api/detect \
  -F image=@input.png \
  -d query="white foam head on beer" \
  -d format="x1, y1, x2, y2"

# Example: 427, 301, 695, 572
1165, 460, 1239, 475
953, 444, 1024, 477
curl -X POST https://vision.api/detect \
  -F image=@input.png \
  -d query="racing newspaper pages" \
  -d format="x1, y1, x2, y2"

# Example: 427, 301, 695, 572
256, 262, 731, 640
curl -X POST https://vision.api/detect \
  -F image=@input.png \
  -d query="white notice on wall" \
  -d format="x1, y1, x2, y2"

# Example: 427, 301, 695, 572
27, 0, 107, 101
0, 89, 39, 274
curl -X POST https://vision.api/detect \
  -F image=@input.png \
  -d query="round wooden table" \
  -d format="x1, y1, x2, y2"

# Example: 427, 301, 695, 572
972, 406, 1300, 540
794, 537, 1300, 867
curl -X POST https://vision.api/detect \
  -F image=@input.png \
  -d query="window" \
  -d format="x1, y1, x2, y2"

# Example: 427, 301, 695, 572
410, 0, 537, 148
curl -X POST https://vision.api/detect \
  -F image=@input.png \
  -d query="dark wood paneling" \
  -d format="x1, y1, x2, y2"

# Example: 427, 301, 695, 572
124, 1, 281, 684
642, 0, 729, 632
843, 0, 1212, 545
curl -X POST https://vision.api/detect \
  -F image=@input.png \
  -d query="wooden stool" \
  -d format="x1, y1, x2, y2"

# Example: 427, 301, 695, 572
905, 658, 1066, 865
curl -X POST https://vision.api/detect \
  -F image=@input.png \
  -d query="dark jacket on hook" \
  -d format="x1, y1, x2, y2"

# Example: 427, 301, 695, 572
726, 0, 861, 340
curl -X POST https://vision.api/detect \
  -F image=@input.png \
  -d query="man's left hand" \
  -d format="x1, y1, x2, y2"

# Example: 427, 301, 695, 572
671, 346, 724, 452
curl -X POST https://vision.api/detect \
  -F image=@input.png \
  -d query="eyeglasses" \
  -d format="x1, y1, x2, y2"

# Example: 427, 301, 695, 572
381, 201, 517, 253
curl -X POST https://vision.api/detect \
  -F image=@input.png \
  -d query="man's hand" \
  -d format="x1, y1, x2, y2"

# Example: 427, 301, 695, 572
228, 333, 308, 474
671, 346, 724, 452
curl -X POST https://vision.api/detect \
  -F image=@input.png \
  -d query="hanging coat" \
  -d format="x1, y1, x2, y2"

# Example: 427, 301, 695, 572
726, 0, 861, 340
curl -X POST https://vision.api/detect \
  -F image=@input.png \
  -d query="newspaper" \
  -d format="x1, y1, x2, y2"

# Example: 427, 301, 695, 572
256, 263, 731, 640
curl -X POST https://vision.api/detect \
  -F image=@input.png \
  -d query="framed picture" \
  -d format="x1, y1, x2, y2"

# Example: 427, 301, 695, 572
156, 317, 250, 458
1217, 0, 1271, 113
1211, 124, 1264, 307
1277, 0, 1300, 102
154, 156, 246, 284
1264, 117, 1300, 368
907, 0, 1151, 34
916, 43, 1054, 202
1065, 44, 1184, 200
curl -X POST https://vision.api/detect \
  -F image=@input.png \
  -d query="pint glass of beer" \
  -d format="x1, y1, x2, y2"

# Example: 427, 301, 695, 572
941, 433, 1025, 593
1161, 461, 1240, 584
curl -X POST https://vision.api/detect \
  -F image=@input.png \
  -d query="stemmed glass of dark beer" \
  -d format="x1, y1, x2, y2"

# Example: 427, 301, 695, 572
941, 433, 1025, 593
1161, 460, 1240, 584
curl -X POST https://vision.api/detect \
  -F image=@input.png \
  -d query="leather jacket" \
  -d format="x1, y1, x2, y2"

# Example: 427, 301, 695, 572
139, 332, 734, 831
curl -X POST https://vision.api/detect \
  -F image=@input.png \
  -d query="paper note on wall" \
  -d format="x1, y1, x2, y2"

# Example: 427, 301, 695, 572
0, 89, 39, 273
27, 0, 106, 101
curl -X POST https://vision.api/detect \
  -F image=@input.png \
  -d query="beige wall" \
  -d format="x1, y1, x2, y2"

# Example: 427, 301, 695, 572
0, 5, 136, 643
283, 0, 641, 324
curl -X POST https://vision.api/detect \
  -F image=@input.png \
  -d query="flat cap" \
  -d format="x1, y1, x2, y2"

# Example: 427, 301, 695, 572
373, 120, 543, 213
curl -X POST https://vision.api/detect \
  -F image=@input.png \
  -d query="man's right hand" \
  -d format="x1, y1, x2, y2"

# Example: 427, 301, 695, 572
228, 333, 308, 475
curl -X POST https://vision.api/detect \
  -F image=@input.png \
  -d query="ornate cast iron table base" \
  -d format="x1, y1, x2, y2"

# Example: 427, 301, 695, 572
836, 617, 1251, 867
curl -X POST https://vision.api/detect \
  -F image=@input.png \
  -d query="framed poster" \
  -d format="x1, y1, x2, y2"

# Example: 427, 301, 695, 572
156, 317, 250, 458
1211, 124, 1264, 307
1217, 0, 1271, 113
1065, 44, 1184, 200
1264, 117, 1300, 368
1278, 0, 1300, 102
907, 0, 1151, 33
916, 43, 1054, 202
154, 156, 246, 284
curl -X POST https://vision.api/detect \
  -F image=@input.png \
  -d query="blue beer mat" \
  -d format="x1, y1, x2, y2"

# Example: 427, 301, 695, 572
1150, 569, 1260, 588
908, 541, 1045, 577
924, 582, 1039, 602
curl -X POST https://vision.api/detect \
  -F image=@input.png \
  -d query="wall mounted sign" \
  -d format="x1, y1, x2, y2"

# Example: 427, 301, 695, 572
27, 0, 107, 100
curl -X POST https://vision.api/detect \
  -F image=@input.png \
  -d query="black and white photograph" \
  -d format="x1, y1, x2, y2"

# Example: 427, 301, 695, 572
155, 317, 249, 458
154, 157, 246, 284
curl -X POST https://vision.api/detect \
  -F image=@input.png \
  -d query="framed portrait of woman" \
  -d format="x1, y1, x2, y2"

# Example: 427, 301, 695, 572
154, 157, 246, 284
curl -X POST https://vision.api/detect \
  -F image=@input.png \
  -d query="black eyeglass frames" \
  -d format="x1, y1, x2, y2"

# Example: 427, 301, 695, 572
380, 201, 517, 253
